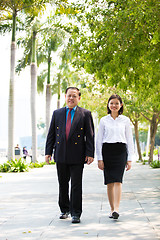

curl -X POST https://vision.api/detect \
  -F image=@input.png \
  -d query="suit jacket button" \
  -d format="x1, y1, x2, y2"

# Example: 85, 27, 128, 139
57, 142, 59, 144
57, 127, 59, 129
81, 128, 83, 130
78, 135, 80, 137
75, 142, 77, 144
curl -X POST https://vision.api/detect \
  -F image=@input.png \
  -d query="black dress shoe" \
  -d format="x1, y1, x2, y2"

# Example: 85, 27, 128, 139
112, 211, 119, 219
72, 216, 80, 223
59, 212, 70, 219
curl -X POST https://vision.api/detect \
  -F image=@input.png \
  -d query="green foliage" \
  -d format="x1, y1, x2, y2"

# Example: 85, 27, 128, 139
29, 160, 55, 168
142, 151, 147, 157
150, 160, 160, 168
0, 162, 11, 172
29, 161, 46, 168
37, 118, 45, 130
0, 158, 29, 172
142, 159, 148, 165
153, 149, 158, 155
0, 159, 56, 172
143, 149, 158, 157
49, 159, 56, 165
69, 0, 160, 99
66, 0, 160, 163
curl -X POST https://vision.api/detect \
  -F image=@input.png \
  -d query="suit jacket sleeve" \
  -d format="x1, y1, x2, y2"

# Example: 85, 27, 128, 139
45, 111, 56, 155
84, 110, 95, 158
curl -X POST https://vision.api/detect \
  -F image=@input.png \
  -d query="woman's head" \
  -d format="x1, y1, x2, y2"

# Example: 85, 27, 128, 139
107, 94, 123, 115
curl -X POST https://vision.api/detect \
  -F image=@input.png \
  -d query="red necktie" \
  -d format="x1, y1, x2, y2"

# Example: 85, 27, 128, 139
66, 108, 72, 141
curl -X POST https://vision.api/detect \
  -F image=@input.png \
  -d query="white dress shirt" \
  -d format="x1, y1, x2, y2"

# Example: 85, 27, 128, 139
96, 114, 134, 161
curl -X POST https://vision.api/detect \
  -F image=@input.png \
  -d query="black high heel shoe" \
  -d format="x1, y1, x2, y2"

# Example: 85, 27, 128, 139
112, 211, 119, 219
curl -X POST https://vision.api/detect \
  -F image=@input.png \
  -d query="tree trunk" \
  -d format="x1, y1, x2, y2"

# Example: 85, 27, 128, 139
8, 42, 16, 160
31, 62, 37, 162
45, 49, 52, 135
146, 125, 150, 158
30, 29, 37, 163
57, 74, 60, 109
149, 114, 158, 163
46, 84, 52, 135
8, 11, 16, 161
134, 120, 142, 161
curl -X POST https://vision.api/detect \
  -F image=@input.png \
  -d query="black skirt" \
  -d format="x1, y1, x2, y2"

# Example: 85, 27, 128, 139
102, 143, 128, 185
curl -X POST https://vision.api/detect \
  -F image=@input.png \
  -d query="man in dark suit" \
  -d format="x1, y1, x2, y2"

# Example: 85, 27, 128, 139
45, 87, 94, 223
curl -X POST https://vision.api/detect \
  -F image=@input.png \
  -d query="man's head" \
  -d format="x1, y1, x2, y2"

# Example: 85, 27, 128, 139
65, 87, 81, 108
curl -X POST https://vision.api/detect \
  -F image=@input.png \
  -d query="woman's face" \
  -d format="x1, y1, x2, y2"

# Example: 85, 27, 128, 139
108, 98, 122, 114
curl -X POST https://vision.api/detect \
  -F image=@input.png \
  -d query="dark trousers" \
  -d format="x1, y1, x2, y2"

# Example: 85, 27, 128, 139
56, 162, 84, 217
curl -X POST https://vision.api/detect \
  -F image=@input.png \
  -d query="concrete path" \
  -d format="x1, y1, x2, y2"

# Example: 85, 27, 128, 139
0, 162, 159, 240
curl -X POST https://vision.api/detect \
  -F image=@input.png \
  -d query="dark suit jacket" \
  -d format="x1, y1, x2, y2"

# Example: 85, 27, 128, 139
45, 106, 95, 164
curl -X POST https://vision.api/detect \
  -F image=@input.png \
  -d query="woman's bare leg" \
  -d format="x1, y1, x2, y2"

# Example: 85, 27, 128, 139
107, 182, 122, 213
107, 183, 114, 212
114, 182, 122, 212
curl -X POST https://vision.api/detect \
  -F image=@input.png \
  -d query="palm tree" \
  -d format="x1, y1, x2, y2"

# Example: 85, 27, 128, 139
38, 32, 65, 133
30, 23, 38, 162
0, 0, 49, 160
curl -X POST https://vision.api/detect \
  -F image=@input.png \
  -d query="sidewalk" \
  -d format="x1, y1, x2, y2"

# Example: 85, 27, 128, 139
0, 161, 159, 240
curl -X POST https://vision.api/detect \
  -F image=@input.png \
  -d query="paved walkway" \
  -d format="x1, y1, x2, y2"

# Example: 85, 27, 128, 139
0, 161, 159, 240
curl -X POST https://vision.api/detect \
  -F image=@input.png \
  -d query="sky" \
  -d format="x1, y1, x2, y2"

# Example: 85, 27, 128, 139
0, 33, 64, 149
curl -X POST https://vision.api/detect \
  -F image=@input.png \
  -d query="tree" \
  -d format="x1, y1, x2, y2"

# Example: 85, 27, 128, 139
67, 0, 160, 162
30, 21, 38, 162
0, 0, 49, 160
37, 27, 65, 133
16, 15, 67, 136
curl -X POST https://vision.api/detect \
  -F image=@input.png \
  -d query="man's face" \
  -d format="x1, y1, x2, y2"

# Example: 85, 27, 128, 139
65, 88, 81, 108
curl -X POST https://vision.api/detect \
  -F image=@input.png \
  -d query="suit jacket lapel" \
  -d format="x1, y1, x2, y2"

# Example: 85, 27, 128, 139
68, 106, 82, 139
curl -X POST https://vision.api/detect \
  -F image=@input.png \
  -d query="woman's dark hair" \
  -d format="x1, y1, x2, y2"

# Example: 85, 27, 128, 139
65, 87, 81, 96
107, 94, 123, 115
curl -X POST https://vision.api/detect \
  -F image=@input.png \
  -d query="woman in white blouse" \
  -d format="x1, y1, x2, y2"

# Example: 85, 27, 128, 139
96, 94, 134, 220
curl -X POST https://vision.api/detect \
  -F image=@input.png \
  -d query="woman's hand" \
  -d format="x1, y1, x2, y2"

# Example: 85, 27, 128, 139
126, 161, 132, 171
98, 160, 104, 170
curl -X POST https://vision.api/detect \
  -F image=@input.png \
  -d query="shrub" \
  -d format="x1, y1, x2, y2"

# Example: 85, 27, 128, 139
29, 160, 55, 168
153, 149, 158, 155
0, 159, 56, 173
0, 162, 11, 172
150, 160, 160, 168
29, 162, 46, 168
49, 160, 56, 165
142, 149, 158, 157
0, 158, 29, 172
142, 159, 148, 165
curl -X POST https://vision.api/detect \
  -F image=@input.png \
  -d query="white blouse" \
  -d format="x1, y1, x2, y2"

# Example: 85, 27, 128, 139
96, 114, 134, 161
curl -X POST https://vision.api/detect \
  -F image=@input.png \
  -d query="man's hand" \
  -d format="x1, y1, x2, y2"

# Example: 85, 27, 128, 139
126, 161, 132, 171
85, 156, 94, 165
45, 155, 51, 164
98, 160, 104, 170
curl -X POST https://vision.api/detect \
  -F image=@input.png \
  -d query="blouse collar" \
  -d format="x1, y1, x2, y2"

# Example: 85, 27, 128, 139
109, 114, 122, 120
